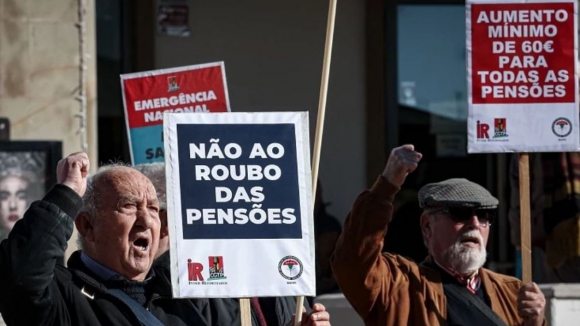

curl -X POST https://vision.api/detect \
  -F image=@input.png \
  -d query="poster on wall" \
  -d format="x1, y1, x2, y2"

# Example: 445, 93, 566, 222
121, 62, 231, 165
164, 111, 316, 298
466, 0, 579, 153
157, 0, 190, 37
0, 141, 61, 241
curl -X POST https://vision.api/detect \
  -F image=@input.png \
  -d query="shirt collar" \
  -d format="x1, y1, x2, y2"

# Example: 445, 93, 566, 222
433, 258, 481, 294
81, 251, 154, 282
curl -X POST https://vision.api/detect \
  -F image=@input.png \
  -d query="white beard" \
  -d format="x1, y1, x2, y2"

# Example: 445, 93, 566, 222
441, 230, 487, 275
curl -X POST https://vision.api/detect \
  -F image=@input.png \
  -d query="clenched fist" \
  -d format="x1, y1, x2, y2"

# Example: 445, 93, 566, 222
57, 152, 90, 197
518, 282, 545, 326
290, 303, 331, 326
382, 145, 422, 187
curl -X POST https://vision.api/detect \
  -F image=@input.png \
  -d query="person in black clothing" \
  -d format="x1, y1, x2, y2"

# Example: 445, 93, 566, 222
0, 152, 207, 325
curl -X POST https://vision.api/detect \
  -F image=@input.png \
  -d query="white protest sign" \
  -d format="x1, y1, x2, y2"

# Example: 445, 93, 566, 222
467, 0, 579, 153
164, 112, 315, 298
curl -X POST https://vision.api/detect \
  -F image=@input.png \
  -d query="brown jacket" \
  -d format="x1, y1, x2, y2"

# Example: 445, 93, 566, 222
331, 176, 545, 326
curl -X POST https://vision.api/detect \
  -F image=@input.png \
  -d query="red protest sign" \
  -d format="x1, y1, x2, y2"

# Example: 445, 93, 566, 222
470, 3, 575, 104
121, 63, 230, 129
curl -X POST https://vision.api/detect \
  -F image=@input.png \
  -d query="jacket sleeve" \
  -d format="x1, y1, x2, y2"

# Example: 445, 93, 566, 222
330, 176, 407, 322
0, 184, 83, 325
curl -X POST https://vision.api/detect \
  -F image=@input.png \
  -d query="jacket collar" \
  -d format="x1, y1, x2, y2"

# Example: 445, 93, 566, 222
67, 250, 171, 298
67, 251, 112, 295
479, 267, 500, 311
420, 256, 506, 317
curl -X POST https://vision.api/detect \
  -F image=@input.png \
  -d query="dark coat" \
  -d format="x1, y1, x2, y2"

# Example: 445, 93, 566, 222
0, 185, 207, 326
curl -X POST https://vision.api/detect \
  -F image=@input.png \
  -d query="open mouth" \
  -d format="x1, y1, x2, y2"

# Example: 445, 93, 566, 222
133, 237, 150, 252
460, 237, 480, 245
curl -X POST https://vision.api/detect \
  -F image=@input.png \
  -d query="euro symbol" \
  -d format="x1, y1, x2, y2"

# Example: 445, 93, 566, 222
543, 41, 554, 53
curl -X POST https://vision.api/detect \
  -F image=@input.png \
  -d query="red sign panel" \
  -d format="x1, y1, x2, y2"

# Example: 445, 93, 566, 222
470, 3, 575, 104
122, 63, 230, 129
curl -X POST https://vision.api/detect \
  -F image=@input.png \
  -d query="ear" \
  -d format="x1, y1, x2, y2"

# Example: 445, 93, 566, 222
420, 212, 432, 240
159, 210, 169, 238
75, 212, 95, 244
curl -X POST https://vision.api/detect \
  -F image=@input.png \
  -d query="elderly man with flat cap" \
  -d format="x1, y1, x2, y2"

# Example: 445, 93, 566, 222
331, 145, 546, 326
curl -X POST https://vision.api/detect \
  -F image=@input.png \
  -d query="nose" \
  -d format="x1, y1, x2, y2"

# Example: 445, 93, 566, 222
464, 214, 483, 229
8, 196, 17, 211
135, 205, 157, 230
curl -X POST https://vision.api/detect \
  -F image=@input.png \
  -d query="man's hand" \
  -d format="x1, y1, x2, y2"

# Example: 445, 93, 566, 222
290, 303, 330, 326
382, 144, 422, 187
518, 282, 545, 326
57, 152, 90, 197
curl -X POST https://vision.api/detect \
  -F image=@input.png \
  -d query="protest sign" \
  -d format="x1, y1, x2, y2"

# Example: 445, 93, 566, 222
467, 0, 579, 153
121, 62, 230, 165
164, 111, 315, 298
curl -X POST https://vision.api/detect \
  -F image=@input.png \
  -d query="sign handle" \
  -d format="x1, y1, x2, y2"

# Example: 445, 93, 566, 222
518, 153, 532, 284
295, 0, 337, 324
240, 298, 252, 326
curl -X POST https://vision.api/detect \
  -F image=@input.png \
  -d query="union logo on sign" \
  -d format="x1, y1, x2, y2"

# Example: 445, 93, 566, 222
208, 256, 227, 281
167, 76, 180, 92
493, 118, 508, 138
278, 256, 303, 281
552, 117, 572, 138
187, 259, 204, 282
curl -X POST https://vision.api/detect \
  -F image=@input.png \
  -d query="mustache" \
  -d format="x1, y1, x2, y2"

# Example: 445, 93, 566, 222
458, 230, 484, 244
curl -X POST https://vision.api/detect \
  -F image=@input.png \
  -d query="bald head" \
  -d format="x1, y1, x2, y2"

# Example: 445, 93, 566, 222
82, 165, 155, 217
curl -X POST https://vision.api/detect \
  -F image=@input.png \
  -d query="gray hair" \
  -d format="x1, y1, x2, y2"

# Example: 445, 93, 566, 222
422, 213, 437, 249
80, 163, 131, 217
77, 163, 131, 250
133, 162, 166, 211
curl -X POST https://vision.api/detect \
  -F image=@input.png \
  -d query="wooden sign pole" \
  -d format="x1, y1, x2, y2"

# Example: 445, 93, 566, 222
240, 298, 252, 326
294, 0, 338, 324
518, 153, 532, 284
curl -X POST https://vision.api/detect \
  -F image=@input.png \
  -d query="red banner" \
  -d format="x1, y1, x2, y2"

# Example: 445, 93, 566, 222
122, 63, 230, 129
471, 3, 575, 104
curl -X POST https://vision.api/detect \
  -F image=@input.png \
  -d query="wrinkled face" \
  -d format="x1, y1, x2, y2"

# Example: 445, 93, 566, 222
421, 207, 494, 274
0, 176, 29, 231
89, 168, 161, 281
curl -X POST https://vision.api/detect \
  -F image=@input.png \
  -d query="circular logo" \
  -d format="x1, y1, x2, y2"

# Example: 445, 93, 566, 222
278, 256, 303, 281
552, 117, 573, 138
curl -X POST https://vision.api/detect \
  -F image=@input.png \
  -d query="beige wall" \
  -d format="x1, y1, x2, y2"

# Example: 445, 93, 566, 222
0, 0, 97, 257
155, 0, 366, 221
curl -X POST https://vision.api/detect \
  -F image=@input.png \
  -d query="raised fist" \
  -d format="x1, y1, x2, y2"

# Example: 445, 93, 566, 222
382, 144, 422, 187
56, 152, 90, 197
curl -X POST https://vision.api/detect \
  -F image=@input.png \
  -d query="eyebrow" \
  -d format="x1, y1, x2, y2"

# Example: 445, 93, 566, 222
117, 195, 140, 203
117, 194, 159, 205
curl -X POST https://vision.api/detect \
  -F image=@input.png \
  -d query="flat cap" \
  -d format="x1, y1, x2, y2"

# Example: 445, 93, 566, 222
418, 178, 498, 209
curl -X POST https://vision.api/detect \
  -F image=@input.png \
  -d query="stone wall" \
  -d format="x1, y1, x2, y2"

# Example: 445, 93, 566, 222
0, 0, 97, 259
0, 0, 97, 161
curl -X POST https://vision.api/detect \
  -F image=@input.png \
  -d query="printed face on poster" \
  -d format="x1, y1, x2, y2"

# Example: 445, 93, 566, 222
466, 0, 579, 153
164, 112, 315, 298
0, 141, 61, 241
121, 62, 231, 165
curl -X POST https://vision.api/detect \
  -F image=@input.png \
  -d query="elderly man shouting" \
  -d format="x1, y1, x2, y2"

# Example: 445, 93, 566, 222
331, 145, 546, 326
0, 153, 206, 325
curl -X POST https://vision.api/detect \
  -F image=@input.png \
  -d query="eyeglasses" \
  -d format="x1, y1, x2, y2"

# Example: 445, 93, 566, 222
428, 207, 496, 227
